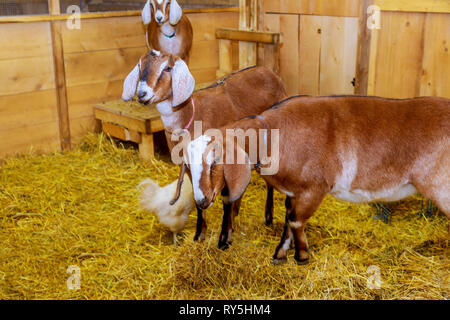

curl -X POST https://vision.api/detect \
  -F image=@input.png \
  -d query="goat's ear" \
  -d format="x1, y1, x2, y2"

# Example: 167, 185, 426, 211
171, 58, 195, 107
223, 145, 251, 202
122, 63, 140, 101
169, 0, 182, 25
142, 0, 151, 25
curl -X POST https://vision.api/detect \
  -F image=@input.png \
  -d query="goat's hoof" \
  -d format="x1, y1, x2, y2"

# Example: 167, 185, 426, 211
272, 257, 287, 265
218, 241, 231, 250
294, 257, 309, 265
193, 233, 205, 242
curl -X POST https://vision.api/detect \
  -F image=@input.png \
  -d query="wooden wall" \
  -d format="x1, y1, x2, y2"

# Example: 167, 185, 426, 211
368, 3, 450, 98
1, 1, 449, 159
0, 9, 238, 157
263, 0, 450, 99
0, 22, 61, 156
263, 0, 360, 96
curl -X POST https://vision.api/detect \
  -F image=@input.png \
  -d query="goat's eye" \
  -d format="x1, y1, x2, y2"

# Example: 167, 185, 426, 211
164, 66, 172, 72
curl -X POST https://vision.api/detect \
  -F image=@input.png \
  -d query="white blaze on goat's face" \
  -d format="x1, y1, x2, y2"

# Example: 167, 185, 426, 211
187, 135, 212, 205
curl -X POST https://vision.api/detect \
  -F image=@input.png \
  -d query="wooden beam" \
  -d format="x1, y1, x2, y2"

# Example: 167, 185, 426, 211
48, 0, 71, 151
216, 27, 280, 44
375, 0, 450, 13
355, 0, 374, 95
0, 7, 239, 24
102, 122, 141, 144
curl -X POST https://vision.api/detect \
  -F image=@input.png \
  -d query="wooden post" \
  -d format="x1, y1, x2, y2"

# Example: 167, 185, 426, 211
257, 0, 264, 66
48, 0, 71, 151
217, 39, 233, 78
355, 0, 374, 95
239, 0, 257, 68
139, 133, 155, 161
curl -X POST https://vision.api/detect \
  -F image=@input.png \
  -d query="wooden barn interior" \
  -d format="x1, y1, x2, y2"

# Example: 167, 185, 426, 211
0, 0, 449, 300
1, 0, 448, 158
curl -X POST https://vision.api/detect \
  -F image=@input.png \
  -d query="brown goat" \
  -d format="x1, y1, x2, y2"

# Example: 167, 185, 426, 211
186, 95, 450, 263
122, 50, 287, 241
142, 0, 193, 63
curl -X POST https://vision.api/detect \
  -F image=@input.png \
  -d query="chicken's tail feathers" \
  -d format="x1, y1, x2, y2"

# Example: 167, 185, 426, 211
138, 178, 158, 190
138, 178, 160, 211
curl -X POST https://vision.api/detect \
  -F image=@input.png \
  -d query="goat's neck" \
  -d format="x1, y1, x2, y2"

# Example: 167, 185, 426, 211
156, 98, 193, 132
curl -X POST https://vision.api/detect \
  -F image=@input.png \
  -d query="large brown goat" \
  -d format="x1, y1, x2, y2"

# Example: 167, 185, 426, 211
186, 95, 450, 262
122, 50, 287, 241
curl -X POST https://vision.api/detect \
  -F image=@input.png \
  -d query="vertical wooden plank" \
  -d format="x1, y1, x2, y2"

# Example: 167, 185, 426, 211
264, 13, 281, 74
279, 14, 300, 95
217, 39, 233, 78
48, 0, 71, 150
372, 11, 426, 98
355, 0, 374, 95
367, 21, 379, 95
420, 12, 450, 98
319, 17, 358, 95
239, 0, 257, 68
257, 0, 265, 66
48, 0, 60, 14
298, 15, 322, 95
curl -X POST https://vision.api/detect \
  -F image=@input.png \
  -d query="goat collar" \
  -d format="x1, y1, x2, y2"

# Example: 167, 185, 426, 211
254, 115, 267, 170
184, 97, 195, 130
162, 27, 177, 38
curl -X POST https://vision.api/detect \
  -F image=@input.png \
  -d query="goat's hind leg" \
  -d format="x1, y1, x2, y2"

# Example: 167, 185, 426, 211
290, 188, 324, 265
273, 197, 294, 264
414, 149, 450, 219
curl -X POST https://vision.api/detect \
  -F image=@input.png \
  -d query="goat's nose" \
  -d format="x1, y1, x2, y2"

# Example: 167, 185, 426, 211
196, 198, 207, 209
137, 91, 146, 99
156, 17, 162, 22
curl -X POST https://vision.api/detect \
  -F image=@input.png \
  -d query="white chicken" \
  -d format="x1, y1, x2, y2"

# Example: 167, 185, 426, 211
138, 174, 194, 244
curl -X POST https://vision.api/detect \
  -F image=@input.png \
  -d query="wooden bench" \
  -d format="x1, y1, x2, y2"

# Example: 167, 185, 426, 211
94, 99, 164, 160
94, 83, 212, 160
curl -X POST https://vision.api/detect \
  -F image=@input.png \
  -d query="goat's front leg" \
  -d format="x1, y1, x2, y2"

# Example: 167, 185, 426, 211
194, 207, 207, 241
218, 187, 241, 250
264, 184, 274, 226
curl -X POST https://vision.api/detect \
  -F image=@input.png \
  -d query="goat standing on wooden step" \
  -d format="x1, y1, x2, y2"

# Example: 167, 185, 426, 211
142, 0, 193, 63
187, 95, 450, 263
122, 50, 287, 242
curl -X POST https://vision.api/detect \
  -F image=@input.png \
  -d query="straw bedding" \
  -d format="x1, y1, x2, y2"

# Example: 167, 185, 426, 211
0, 134, 448, 299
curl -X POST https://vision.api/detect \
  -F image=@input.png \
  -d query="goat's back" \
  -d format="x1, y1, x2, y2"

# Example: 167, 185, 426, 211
193, 66, 287, 130
263, 96, 449, 199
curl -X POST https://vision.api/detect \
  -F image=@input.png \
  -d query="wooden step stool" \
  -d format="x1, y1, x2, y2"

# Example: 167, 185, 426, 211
94, 100, 164, 160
